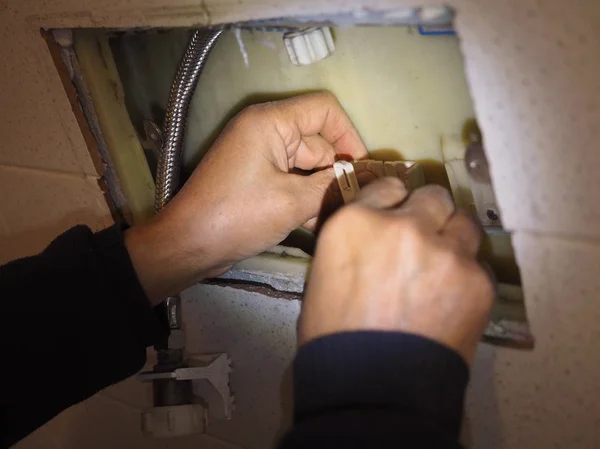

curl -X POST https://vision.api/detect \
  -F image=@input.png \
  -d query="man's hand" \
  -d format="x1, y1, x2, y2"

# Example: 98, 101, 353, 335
300, 178, 494, 364
125, 92, 368, 304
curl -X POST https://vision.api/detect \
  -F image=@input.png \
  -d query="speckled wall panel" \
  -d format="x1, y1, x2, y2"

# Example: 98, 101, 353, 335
0, 165, 112, 262
2, 0, 600, 448
181, 284, 300, 449
465, 232, 600, 449
0, 9, 97, 174
4, 0, 599, 235
456, 2, 600, 238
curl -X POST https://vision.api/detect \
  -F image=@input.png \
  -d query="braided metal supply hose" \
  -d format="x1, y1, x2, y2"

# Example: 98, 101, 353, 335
154, 30, 222, 334
155, 29, 223, 213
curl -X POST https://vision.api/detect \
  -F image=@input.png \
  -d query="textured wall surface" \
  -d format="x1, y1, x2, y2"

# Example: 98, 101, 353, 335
2, 0, 600, 448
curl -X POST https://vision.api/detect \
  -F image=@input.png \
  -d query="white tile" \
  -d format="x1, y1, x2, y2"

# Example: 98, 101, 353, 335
181, 284, 300, 449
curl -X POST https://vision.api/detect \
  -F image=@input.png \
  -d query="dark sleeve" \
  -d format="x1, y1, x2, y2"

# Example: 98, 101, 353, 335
279, 331, 468, 449
0, 224, 168, 447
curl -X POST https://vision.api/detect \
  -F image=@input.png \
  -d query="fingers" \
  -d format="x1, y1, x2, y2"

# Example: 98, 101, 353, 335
300, 167, 382, 231
289, 168, 336, 229
356, 170, 377, 187
294, 134, 336, 170
441, 210, 482, 257
355, 177, 408, 209
397, 185, 455, 233
271, 92, 369, 161
355, 181, 478, 257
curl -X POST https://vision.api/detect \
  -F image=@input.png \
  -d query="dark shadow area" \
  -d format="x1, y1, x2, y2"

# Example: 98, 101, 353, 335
275, 363, 294, 445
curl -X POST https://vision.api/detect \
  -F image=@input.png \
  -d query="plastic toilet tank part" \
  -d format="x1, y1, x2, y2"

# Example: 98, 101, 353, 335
283, 27, 335, 65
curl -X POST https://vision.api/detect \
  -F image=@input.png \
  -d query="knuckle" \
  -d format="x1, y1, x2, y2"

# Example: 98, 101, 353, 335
304, 90, 340, 110
313, 90, 337, 102
236, 103, 266, 126
456, 211, 481, 236
437, 246, 462, 269
361, 176, 406, 197
336, 204, 369, 225
413, 185, 455, 211
418, 184, 452, 199
395, 217, 426, 242
461, 261, 495, 313
474, 267, 495, 302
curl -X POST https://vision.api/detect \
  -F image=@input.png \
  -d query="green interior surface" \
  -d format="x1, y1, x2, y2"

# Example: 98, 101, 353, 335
108, 26, 522, 286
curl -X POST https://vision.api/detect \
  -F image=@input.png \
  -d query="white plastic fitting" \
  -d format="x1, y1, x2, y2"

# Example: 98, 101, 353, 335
283, 27, 335, 66
142, 404, 206, 438
418, 6, 452, 22
334, 161, 360, 204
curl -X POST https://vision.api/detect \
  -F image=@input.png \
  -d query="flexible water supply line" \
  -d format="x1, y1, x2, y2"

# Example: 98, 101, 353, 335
153, 29, 222, 334
155, 29, 223, 213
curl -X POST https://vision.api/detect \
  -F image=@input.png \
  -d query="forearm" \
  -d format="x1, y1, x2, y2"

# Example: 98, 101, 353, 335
0, 224, 167, 446
280, 331, 468, 448
124, 208, 232, 306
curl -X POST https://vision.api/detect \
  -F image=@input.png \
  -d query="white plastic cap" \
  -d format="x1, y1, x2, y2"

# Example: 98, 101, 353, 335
283, 27, 335, 66
333, 160, 359, 204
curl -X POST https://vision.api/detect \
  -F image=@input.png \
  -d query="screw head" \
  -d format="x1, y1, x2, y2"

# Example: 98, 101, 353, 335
486, 209, 499, 221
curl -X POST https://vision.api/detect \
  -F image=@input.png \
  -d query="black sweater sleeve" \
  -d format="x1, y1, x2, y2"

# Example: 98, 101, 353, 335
279, 331, 468, 449
0, 224, 167, 447
0, 224, 468, 448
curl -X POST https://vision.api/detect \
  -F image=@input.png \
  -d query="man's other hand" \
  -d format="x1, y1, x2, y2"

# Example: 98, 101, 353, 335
300, 179, 494, 364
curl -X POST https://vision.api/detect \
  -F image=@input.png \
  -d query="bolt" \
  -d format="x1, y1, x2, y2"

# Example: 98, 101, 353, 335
486, 209, 499, 221
465, 143, 491, 183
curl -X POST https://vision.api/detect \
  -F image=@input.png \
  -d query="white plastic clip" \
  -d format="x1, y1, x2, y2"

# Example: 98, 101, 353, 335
283, 27, 335, 66
334, 161, 360, 204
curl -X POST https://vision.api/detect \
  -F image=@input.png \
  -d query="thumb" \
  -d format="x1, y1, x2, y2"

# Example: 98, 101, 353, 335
292, 168, 338, 232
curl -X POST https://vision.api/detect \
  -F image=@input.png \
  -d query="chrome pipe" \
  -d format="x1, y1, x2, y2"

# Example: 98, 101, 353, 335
155, 29, 223, 213
154, 29, 222, 331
